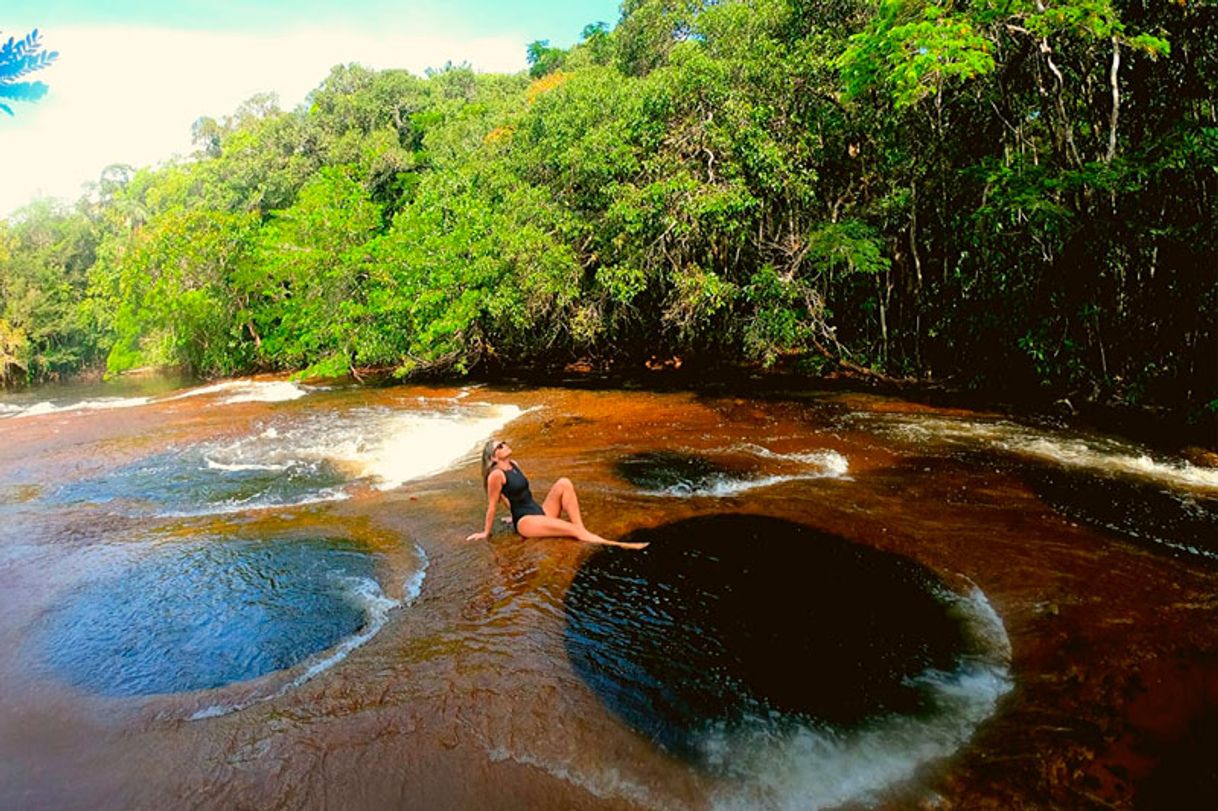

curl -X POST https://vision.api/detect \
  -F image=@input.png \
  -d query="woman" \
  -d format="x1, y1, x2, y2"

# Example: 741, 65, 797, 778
466, 439, 647, 549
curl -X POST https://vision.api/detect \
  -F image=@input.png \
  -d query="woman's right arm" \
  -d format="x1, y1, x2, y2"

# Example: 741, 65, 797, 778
467, 471, 505, 541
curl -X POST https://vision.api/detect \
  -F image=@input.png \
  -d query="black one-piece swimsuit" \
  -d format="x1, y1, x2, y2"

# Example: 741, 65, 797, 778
502, 462, 545, 527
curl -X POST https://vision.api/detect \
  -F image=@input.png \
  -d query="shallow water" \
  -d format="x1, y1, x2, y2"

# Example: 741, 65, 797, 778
1, 376, 1216, 809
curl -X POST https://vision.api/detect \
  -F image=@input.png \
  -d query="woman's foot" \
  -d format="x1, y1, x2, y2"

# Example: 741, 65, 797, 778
577, 529, 648, 550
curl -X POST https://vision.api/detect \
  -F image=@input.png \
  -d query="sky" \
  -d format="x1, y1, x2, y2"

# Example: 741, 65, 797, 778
0, 1, 621, 217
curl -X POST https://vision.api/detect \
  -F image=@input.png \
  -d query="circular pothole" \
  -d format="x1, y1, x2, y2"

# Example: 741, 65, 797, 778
35, 538, 380, 696
614, 451, 759, 495
564, 514, 1010, 788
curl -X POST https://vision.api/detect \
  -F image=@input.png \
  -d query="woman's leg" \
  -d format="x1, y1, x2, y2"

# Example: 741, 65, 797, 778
541, 477, 584, 529
515, 514, 647, 549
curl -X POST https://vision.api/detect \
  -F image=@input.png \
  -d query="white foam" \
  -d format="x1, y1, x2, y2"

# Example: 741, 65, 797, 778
357, 404, 524, 490
486, 589, 1010, 811
0, 395, 153, 419
203, 457, 289, 473
1010, 436, 1218, 491
704, 587, 1012, 811
658, 474, 802, 498
166, 379, 308, 404
1, 378, 310, 420
222, 381, 308, 404
402, 545, 429, 604
868, 414, 1218, 493
157, 488, 351, 519
647, 446, 849, 498
486, 747, 664, 809
191, 543, 429, 721
741, 445, 851, 477
195, 402, 524, 495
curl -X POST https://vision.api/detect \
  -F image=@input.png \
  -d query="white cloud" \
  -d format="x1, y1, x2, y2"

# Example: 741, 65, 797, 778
0, 25, 527, 217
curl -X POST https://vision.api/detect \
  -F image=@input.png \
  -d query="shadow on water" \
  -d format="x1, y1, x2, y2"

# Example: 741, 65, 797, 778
563, 514, 986, 766
32, 538, 377, 696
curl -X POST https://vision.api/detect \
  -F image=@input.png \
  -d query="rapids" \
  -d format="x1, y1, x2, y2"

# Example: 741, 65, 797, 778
1, 376, 1215, 809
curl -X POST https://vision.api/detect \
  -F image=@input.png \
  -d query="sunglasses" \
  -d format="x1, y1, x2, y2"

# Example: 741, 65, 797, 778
494, 440, 508, 451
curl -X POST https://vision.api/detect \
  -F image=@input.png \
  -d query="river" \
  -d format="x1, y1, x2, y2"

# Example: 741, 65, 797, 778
1, 375, 1215, 809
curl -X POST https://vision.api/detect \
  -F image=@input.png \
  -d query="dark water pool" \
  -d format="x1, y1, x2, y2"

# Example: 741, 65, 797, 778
564, 514, 997, 766
613, 451, 759, 495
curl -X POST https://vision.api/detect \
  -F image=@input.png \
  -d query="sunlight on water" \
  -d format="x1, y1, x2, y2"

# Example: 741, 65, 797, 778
201, 402, 523, 492
343, 404, 524, 490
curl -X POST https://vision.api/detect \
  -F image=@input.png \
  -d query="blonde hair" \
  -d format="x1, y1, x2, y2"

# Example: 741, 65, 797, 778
481, 439, 501, 490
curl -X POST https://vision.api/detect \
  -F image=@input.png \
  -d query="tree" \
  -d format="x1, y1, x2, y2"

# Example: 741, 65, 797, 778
526, 40, 566, 78
0, 29, 57, 116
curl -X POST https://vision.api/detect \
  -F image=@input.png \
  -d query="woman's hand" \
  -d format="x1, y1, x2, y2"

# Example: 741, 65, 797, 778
465, 530, 489, 542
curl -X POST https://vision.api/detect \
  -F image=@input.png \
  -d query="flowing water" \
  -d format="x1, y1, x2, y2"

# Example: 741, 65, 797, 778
1, 376, 1216, 809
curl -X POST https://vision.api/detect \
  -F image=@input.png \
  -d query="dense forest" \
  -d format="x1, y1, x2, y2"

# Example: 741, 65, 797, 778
1, 0, 1215, 425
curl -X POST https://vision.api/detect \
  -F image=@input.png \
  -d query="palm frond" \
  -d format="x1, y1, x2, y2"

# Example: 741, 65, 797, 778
0, 49, 58, 81
0, 29, 57, 116
0, 81, 49, 102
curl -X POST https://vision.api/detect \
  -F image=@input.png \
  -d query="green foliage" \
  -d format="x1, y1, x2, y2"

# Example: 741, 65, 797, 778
805, 220, 891, 276
0, 201, 101, 381
99, 207, 259, 375
244, 167, 382, 372
526, 40, 566, 78
839, 1, 997, 108
743, 264, 814, 366
368, 169, 582, 374
0, 1, 1212, 418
